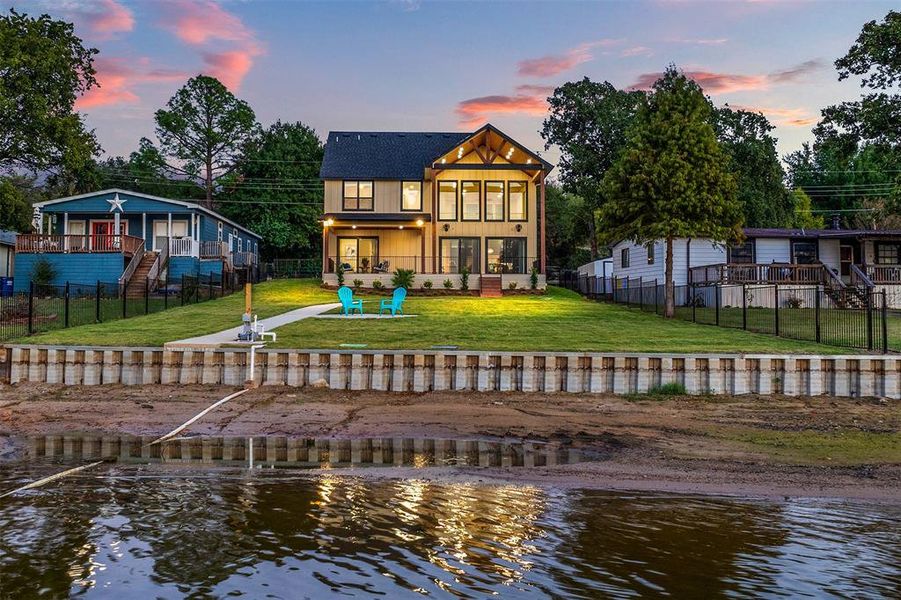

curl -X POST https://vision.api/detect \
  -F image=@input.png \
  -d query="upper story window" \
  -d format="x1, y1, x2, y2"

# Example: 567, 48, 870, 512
343, 181, 374, 211
462, 181, 481, 221
728, 240, 755, 264
485, 181, 504, 221
217, 221, 223, 242
438, 181, 458, 221
401, 181, 422, 211
647, 243, 655, 265
621, 248, 630, 268
508, 181, 527, 221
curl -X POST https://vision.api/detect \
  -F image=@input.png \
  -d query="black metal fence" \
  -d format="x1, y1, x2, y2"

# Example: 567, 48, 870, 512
559, 271, 898, 353
0, 273, 240, 342
261, 258, 322, 279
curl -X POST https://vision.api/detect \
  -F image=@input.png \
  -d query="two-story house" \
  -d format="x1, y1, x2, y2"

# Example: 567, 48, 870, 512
319, 124, 553, 295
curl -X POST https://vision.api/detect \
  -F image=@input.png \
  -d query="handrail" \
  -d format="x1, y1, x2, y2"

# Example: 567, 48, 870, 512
118, 239, 146, 287
821, 264, 846, 290
146, 241, 170, 291
200, 240, 229, 259
864, 264, 901, 284
850, 264, 875, 289
689, 262, 837, 286
16, 234, 144, 255
169, 237, 198, 257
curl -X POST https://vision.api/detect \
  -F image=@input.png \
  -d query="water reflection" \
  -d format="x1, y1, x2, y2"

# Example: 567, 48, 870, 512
28, 434, 580, 469
0, 464, 899, 598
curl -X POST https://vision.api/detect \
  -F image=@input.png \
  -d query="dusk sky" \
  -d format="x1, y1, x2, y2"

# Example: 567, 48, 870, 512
15, 0, 898, 168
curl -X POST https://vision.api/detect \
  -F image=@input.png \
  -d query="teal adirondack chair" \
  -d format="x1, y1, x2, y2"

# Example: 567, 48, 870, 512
337, 286, 363, 316
379, 287, 407, 316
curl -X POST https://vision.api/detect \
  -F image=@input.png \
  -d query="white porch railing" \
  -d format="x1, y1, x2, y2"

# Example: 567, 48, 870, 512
169, 237, 199, 257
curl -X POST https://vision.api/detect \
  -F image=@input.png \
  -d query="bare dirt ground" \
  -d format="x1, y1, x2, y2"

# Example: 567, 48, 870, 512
1, 383, 899, 500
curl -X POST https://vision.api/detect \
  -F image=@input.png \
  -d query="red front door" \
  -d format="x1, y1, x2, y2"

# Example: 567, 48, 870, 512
91, 221, 126, 250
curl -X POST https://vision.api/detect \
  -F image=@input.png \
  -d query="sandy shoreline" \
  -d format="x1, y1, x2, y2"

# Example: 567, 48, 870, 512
1, 383, 899, 501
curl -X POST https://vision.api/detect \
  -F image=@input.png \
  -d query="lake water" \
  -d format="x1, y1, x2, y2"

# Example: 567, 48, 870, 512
1, 442, 899, 598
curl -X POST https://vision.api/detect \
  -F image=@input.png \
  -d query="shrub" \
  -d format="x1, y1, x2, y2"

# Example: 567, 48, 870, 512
336, 264, 345, 286
443, 279, 454, 289
785, 295, 804, 309
31, 259, 56, 287
360, 257, 370, 272
372, 280, 384, 290
508, 281, 518, 290
353, 278, 363, 289
530, 266, 539, 290
422, 280, 433, 289
459, 267, 470, 291
391, 268, 415, 289
647, 382, 687, 396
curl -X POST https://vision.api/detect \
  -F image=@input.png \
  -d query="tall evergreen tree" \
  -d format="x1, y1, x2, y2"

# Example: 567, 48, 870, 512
600, 66, 741, 317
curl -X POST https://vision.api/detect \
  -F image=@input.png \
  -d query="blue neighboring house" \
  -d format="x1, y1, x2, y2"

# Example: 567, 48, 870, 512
13, 189, 261, 292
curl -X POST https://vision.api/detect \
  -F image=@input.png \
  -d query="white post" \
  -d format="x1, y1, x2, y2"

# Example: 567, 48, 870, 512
63, 213, 69, 251
142, 213, 146, 243
113, 211, 121, 247
248, 437, 254, 469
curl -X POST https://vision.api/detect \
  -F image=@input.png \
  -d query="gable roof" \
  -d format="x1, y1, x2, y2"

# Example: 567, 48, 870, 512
320, 131, 469, 180
33, 189, 261, 239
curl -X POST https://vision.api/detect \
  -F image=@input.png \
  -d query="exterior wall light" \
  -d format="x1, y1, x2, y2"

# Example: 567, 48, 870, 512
416, 219, 424, 227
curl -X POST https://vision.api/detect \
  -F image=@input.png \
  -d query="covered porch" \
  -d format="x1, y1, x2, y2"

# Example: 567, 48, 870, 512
322, 213, 431, 275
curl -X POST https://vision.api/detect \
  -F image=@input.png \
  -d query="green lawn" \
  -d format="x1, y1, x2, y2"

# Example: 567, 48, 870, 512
7, 280, 871, 352
14, 279, 335, 347
271, 285, 846, 353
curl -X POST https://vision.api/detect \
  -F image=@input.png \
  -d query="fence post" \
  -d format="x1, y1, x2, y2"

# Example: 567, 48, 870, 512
639, 276, 644, 310
691, 283, 696, 322
741, 283, 747, 330
881, 290, 888, 353
122, 282, 127, 319
654, 279, 659, 314
144, 277, 149, 315
95, 280, 101, 323
195, 276, 200, 304
866, 291, 874, 351
815, 287, 821, 343
774, 283, 779, 336
180, 275, 185, 306
64, 281, 70, 328
28, 280, 34, 334
715, 284, 720, 326
164, 279, 168, 310
208, 276, 213, 301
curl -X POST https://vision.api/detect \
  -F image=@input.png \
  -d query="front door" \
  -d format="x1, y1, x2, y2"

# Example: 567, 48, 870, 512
91, 221, 125, 250
840, 242, 858, 281
338, 237, 379, 273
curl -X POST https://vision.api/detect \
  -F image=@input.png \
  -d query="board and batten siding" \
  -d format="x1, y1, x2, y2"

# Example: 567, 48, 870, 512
611, 239, 726, 286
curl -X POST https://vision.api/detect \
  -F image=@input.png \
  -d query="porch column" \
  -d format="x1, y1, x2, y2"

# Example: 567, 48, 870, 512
113, 211, 121, 244
431, 177, 438, 273
421, 227, 426, 273
322, 226, 329, 275
142, 213, 146, 243
63, 213, 68, 251
539, 170, 546, 274
167, 213, 172, 253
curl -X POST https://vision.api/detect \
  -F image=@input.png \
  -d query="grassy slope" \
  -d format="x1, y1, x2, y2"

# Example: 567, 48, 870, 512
272, 286, 844, 353
16, 279, 335, 347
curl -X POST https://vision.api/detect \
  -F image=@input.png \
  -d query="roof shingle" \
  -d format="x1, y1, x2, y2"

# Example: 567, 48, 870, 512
320, 131, 469, 180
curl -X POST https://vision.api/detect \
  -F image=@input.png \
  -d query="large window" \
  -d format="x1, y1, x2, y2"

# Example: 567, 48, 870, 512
485, 181, 504, 221
440, 238, 479, 274
401, 181, 422, 211
647, 243, 655, 265
338, 237, 379, 273
343, 181, 374, 211
875, 242, 901, 265
486, 238, 526, 274
438, 181, 458, 221
791, 240, 818, 264
621, 248, 630, 268
728, 240, 755, 264
508, 181, 527, 221
462, 181, 481, 221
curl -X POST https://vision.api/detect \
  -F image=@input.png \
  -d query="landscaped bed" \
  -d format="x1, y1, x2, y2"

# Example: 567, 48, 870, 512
8, 279, 865, 353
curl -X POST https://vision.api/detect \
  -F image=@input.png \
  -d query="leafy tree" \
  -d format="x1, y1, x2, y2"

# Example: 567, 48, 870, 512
600, 66, 741, 318
0, 9, 100, 174
219, 121, 323, 259
790, 189, 825, 229
154, 75, 257, 207
0, 177, 33, 231
787, 10, 900, 226
544, 183, 592, 268
714, 106, 795, 227
541, 78, 646, 258
95, 138, 205, 199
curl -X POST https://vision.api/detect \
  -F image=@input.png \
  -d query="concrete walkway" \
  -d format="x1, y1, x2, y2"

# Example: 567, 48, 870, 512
166, 303, 341, 348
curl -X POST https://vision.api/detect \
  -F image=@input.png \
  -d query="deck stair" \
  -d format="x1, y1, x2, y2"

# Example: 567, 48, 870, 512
480, 275, 503, 297
124, 251, 159, 298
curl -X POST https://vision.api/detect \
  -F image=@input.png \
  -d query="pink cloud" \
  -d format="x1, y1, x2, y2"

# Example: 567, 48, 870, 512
621, 46, 654, 58
160, 0, 263, 90
456, 91, 549, 127
730, 104, 818, 127
667, 38, 729, 46
62, 0, 134, 40
629, 61, 823, 95
517, 40, 620, 77
76, 57, 187, 109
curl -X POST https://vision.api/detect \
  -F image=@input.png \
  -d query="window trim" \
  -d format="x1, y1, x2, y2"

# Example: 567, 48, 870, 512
727, 239, 756, 264
874, 241, 901, 265
621, 247, 630, 269
484, 180, 505, 222
646, 243, 655, 265
437, 180, 459, 222
507, 180, 528, 222
342, 180, 375, 212
461, 180, 481, 222
439, 236, 481, 274
337, 236, 380, 272
485, 236, 528, 274
400, 180, 423, 212
791, 239, 818, 265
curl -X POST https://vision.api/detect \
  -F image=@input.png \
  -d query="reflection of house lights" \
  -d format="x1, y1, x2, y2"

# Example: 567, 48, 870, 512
488, 248, 494, 254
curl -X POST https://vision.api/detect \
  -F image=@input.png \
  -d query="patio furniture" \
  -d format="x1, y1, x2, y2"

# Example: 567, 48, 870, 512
338, 262, 353, 273
379, 287, 407, 316
338, 285, 363, 315
373, 260, 390, 273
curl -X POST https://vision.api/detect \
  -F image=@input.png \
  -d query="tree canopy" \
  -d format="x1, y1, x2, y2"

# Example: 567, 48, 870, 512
0, 9, 99, 176
600, 66, 741, 317
219, 121, 324, 258
544, 183, 592, 268
154, 75, 257, 207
